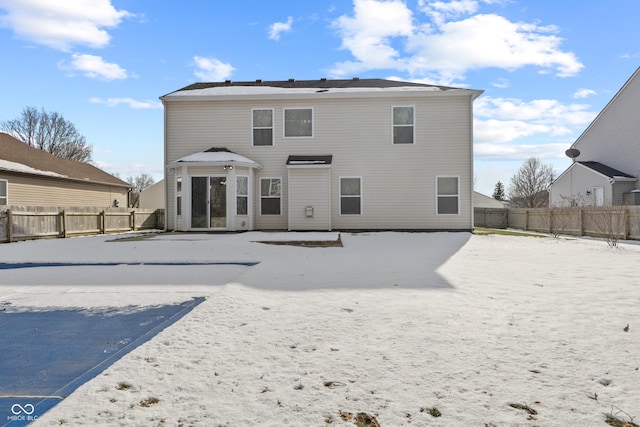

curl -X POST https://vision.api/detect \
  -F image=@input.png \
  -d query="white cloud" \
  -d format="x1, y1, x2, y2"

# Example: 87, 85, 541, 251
90, 97, 162, 109
331, 0, 414, 76
473, 96, 597, 161
193, 56, 235, 81
60, 53, 127, 80
573, 88, 596, 99
268, 16, 294, 40
330, 0, 583, 83
0, 0, 131, 51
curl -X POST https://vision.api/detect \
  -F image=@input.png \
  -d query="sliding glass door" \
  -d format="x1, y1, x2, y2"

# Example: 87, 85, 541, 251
191, 176, 226, 229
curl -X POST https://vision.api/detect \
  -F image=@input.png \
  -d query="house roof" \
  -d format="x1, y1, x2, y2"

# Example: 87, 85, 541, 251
577, 161, 635, 178
170, 147, 261, 169
0, 132, 130, 187
162, 78, 483, 99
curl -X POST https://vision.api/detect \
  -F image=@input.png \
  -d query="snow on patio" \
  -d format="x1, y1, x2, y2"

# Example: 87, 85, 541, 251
1, 231, 638, 426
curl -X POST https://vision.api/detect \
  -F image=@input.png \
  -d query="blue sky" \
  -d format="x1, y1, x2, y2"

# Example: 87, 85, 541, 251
0, 0, 638, 196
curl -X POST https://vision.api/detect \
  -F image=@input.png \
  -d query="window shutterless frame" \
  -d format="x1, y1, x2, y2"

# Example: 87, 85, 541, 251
0, 179, 7, 205
436, 176, 459, 215
339, 176, 362, 215
252, 108, 274, 146
283, 108, 314, 138
236, 175, 249, 215
259, 177, 282, 215
175, 176, 182, 216
392, 105, 415, 144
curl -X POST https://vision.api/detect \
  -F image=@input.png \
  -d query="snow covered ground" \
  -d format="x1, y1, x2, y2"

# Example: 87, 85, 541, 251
1, 231, 638, 426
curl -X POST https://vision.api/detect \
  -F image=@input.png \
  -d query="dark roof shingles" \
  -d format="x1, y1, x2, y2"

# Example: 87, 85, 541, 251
578, 161, 635, 178
0, 133, 129, 187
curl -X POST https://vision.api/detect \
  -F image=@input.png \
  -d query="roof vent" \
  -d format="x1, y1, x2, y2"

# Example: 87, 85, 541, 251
256, 79, 263, 83
352, 77, 360, 81
320, 77, 327, 81
288, 78, 295, 82
225, 80, 232, 84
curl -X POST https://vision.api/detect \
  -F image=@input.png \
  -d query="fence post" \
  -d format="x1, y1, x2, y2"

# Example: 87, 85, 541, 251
61, 210, 67, 238
579, 208, 584, 236
6, 209, 11, 243
131, 210, 136, 231
548, 209, 553, 234
524, 210, 529, 231
100, 211, 105, 234
623, 207, 629, 240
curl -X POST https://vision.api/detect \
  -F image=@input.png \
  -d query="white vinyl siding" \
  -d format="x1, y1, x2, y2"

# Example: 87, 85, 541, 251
392, 106, 414, 144
284, 108, 313, 138
163, 91, 476, 230
340, 177, 362, 215
570, 69, 640, 180
260, 177, 282, 215
436, 176, 459, 215
288, 168, 331, 230
252, 108, 274, 146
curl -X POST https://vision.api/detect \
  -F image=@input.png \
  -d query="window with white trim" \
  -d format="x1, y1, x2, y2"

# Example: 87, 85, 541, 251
176, 176, 182, 216
252, 109, 273, 146
236, 176, 248, 215
340, 177, 362, 215
392, 106, 414, 144
284, 108, 313, 137
260, 177, 281, 215
436, 176, 459, 214
0, 179, 7, 205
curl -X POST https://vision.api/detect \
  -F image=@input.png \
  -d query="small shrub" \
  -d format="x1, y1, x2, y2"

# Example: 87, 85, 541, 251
116, 381, 132, 391
139, 397, 160, 407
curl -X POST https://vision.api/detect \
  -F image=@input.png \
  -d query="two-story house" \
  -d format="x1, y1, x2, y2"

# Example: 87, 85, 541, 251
160, 78, 482, 232
549, 67, 640, 206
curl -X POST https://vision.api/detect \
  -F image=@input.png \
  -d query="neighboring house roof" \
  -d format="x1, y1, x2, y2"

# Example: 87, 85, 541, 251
577, 161, 635, 179
0, 132, 129, 187
473, 191, 507, 209
161, 78, 483, 99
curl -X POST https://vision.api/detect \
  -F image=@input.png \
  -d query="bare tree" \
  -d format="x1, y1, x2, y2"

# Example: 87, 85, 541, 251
1, 106, 93, 163
508, 157, 554, 208
127, 174, 155, 208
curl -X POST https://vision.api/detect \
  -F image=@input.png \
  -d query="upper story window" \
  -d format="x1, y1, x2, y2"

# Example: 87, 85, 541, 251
0, 179, 7, 205
436, 176, 459, 215
252, 109, 274, 146
392, 106, 414, 144
284, 108, 313, 138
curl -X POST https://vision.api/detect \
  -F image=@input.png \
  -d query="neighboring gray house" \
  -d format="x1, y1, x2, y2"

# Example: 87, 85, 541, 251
139, 179, 165, 209
161, 78, 482, 232
550, 67, 640, 206
473, 191, 507, 209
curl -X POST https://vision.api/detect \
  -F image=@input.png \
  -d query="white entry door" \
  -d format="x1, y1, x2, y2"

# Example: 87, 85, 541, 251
594, 186, 604, 206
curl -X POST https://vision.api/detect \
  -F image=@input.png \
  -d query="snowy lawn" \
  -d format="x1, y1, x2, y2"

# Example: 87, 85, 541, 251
0, 231, 638, 426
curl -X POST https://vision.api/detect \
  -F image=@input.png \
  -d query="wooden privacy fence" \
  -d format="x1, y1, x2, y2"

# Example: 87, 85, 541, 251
0, 206, 165, 243
475, 206, 640, 241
